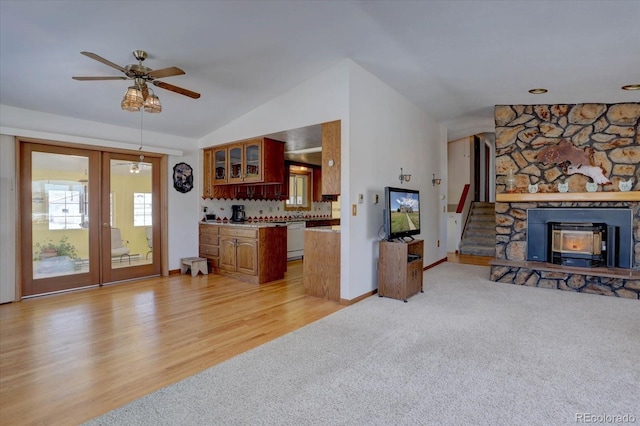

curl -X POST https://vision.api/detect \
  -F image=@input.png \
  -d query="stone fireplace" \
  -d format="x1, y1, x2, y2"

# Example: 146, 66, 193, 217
488, 102, 640, 299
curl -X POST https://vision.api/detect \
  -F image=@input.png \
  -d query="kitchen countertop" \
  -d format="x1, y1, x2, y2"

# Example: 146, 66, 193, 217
200, 221, 286, 228
201, 218, 339, 228
304, 225, 341, 233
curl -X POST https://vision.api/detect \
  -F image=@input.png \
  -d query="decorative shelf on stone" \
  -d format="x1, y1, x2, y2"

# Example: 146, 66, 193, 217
496, 191, 640, 203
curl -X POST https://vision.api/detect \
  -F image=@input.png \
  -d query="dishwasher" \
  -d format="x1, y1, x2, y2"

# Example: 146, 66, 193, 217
286, 221, 305, 260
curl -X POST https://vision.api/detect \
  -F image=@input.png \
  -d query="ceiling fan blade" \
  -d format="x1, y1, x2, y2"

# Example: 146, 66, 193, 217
152, 80, 201, 99
80, 51, 127, 73
72, 76, 128, 81
148, 66, 185, 79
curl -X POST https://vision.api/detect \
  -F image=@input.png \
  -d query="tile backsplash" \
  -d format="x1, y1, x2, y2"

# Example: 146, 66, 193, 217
200, 198, 333, 222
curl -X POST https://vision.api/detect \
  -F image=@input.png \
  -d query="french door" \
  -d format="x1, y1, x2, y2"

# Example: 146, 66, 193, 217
20, 142, 161, 297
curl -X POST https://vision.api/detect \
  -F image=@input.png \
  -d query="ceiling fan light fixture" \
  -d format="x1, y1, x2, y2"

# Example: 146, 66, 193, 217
129, 163, 140, 174
143, 90, 162, 113
121, 85, 143, 111
621, 84, 640, 91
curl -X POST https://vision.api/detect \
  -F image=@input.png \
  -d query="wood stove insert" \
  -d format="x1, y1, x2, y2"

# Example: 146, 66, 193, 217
549, 222, 607, 267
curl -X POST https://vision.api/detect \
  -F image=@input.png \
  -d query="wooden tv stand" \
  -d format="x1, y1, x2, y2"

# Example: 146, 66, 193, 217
378, 239, 424, 302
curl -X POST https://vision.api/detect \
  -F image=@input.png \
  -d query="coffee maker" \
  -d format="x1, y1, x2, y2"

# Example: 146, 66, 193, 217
231, 205, 246, 222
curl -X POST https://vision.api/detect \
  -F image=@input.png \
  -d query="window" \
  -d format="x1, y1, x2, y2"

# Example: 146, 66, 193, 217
46, 183, 82, 230
133, 193, 152, 226
285, 166, 312, 211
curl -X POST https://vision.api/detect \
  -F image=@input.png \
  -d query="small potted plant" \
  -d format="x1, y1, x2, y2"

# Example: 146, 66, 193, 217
34, 236, 80, 270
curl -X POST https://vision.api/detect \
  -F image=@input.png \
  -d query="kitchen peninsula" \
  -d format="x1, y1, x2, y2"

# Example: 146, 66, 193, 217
199, 222, 286, 284
303, 225, 340, 302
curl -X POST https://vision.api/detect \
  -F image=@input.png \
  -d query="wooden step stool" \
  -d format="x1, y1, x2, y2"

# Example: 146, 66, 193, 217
180, 257, 208, 277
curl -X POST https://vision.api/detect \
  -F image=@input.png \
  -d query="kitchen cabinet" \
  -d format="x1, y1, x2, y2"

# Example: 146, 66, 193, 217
204, 137, 286, 200
321, 120, 341, 196
312, 166, 322, 202
213, 146, 228, 185
220, 233, 258, 275
198, 224, 219, 272
217, 224, 287, 284
378, 239, 424, 302
212, 137, 284, 185
202, 148, 214, 199
305, 218, 340, 228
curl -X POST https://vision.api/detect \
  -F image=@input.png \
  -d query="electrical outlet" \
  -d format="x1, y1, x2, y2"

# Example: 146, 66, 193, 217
352, 204, 357, 216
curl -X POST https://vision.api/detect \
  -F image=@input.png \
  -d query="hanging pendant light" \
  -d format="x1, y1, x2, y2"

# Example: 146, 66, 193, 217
121, 85, 143, 111
143, 88, 162, 113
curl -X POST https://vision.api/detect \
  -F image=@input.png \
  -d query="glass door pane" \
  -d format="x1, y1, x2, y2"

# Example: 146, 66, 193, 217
244, 142, 261, 181
21, 143, 100, 297
102, 152, 160, 284
31, 152, 89, 279
229, 144, 242, 182
214, 148, 227, 183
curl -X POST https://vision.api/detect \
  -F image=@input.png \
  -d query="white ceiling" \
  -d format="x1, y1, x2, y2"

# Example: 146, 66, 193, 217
1, 1, 639, 143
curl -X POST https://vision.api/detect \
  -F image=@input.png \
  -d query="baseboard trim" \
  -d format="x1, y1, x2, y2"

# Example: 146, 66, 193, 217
424, 257, 447, 271
340, 289, 376, 306
168, 269, 181, 275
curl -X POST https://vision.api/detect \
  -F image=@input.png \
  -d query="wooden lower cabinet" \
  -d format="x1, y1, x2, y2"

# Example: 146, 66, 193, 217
216, 225, 286, 284
220, 236, 258, 276
378, 239, 424, 302
199, 224, 219, 272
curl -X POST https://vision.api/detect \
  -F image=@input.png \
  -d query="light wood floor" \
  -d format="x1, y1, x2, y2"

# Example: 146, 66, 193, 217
447, 252, 493, 267
0, 255, 489, 425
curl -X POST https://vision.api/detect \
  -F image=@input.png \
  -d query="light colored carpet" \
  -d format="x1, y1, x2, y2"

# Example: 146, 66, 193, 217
86, 263, 639, 425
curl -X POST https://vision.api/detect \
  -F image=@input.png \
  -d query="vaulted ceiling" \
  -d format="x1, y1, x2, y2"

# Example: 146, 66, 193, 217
1, 1, 638, 142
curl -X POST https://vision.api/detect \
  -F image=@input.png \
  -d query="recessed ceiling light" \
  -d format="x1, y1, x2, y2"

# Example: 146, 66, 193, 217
621, 84, 640, 91
528, 88, 548, 94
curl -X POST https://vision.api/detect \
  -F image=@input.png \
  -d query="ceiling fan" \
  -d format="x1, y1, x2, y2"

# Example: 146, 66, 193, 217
112, 160, 150, 174
72, 50, 200, 112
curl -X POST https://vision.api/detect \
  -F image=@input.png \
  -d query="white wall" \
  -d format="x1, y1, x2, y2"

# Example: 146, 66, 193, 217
0, 136, 16, 302
447, 136, 471, 207
347, 62, 446, 300
199, 62, 349, 148
0, 106, 200, 300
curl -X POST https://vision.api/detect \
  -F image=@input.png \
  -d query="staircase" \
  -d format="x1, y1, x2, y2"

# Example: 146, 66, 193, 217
459, 202, 496, 257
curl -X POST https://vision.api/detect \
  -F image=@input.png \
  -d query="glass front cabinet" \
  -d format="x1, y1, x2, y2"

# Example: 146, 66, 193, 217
213, 146, 228, 185
203, 137, 284, 199
243, 139, 263, 183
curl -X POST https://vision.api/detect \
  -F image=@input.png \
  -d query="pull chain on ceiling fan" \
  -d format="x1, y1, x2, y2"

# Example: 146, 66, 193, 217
72, 50, 201, 113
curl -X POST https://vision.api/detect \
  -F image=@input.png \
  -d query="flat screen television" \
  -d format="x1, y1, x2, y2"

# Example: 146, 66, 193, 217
383, 186, 421, 241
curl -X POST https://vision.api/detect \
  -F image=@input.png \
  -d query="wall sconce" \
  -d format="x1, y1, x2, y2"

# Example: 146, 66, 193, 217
432, 173, 442, 186
399, 168, 411, 184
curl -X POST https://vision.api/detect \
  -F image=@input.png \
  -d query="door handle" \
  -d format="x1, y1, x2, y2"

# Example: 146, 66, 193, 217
103, 223, 110, 228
